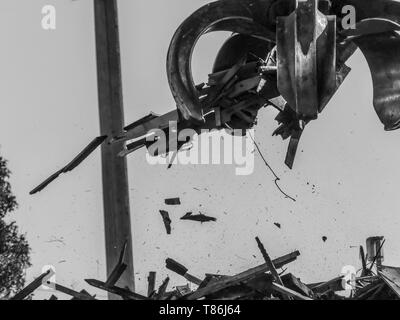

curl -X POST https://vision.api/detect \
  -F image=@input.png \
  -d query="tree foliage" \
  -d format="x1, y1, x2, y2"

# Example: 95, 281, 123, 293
0, 156, 31, 299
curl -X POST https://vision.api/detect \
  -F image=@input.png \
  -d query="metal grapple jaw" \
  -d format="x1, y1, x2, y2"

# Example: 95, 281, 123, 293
277, 0, 336, 121
335, 0, 400, 132
115, 0, 400, 169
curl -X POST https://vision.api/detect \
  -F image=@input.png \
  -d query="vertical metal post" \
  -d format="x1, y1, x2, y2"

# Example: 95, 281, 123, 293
93, 0, 134, 299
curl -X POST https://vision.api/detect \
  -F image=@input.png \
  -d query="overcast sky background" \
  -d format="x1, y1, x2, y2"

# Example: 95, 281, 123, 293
1, 0, 400, 300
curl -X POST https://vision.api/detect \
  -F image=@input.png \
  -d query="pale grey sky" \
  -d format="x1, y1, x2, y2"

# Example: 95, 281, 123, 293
1, 0, 400, 300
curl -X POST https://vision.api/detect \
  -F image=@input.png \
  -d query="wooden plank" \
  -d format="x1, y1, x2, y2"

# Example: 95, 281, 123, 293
165, 198, 181, 205
85, 279, 147, 300
50, 283, 95, 300
30, 136, 107, 195
360, 245, 368, 276
159, 210, 172, 235
204, 56, 246, 106
255, 237, 285, 286
114, 110, 179, 143
11, 271, 50, 300
187, 251, 300, 300
106, 241, 128, 287
207, 61, 259, 86
282, 273, 314, 298
94, 0, 134, 299
379, 265, 400, 298
154, 277, 170, 300
285, 129, 303, 170
62, 136, 108, 172
354, 281, 383, 300
165, 258, 203, 285
227, 76, 262, 98
124, 113, 159, 131
105, 263, 127, 288
368, 239, 385, 272
29, 170, 63, 195
366, 283, 386, 300
70, 290, 96, 300
310, 276, 344, 293
271, 283, 313, 300
255, 237, 290, 300
147, 272, 156, 297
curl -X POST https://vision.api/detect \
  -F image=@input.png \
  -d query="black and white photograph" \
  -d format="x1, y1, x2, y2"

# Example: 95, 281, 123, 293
1, 0, 400, 310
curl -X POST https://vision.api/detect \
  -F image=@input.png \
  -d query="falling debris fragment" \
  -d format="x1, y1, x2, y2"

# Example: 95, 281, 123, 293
159, 210, 172, 234
274, 223, 282, 229
165, 198, 181, 205
29, 171, 63, 196
322, 236, 328, 243
29, 135, 108, 195
180, 212, 217, 223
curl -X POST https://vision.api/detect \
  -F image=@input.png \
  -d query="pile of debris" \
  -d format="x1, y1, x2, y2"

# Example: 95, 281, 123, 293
9, 236, 400, 300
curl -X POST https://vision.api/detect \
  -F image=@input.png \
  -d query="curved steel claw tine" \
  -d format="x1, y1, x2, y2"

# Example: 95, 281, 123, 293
333, 0, 400, 25
355, 32, 400, 131
167, 0, 276, 123
341, 18, 400, 39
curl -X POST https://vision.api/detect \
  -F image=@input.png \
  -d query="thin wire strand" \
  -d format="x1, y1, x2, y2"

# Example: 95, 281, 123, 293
249, 132, 296, 202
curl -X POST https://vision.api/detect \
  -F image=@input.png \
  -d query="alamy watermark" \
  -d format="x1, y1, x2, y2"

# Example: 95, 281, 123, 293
144, 122, 255, 176
39, 3, 357, 32
41, 5, 56, 30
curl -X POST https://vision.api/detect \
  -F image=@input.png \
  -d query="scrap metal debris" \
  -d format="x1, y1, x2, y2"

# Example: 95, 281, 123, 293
180, 212, 217, 223
159, 210, 172, 235
30, 135, 107, 195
